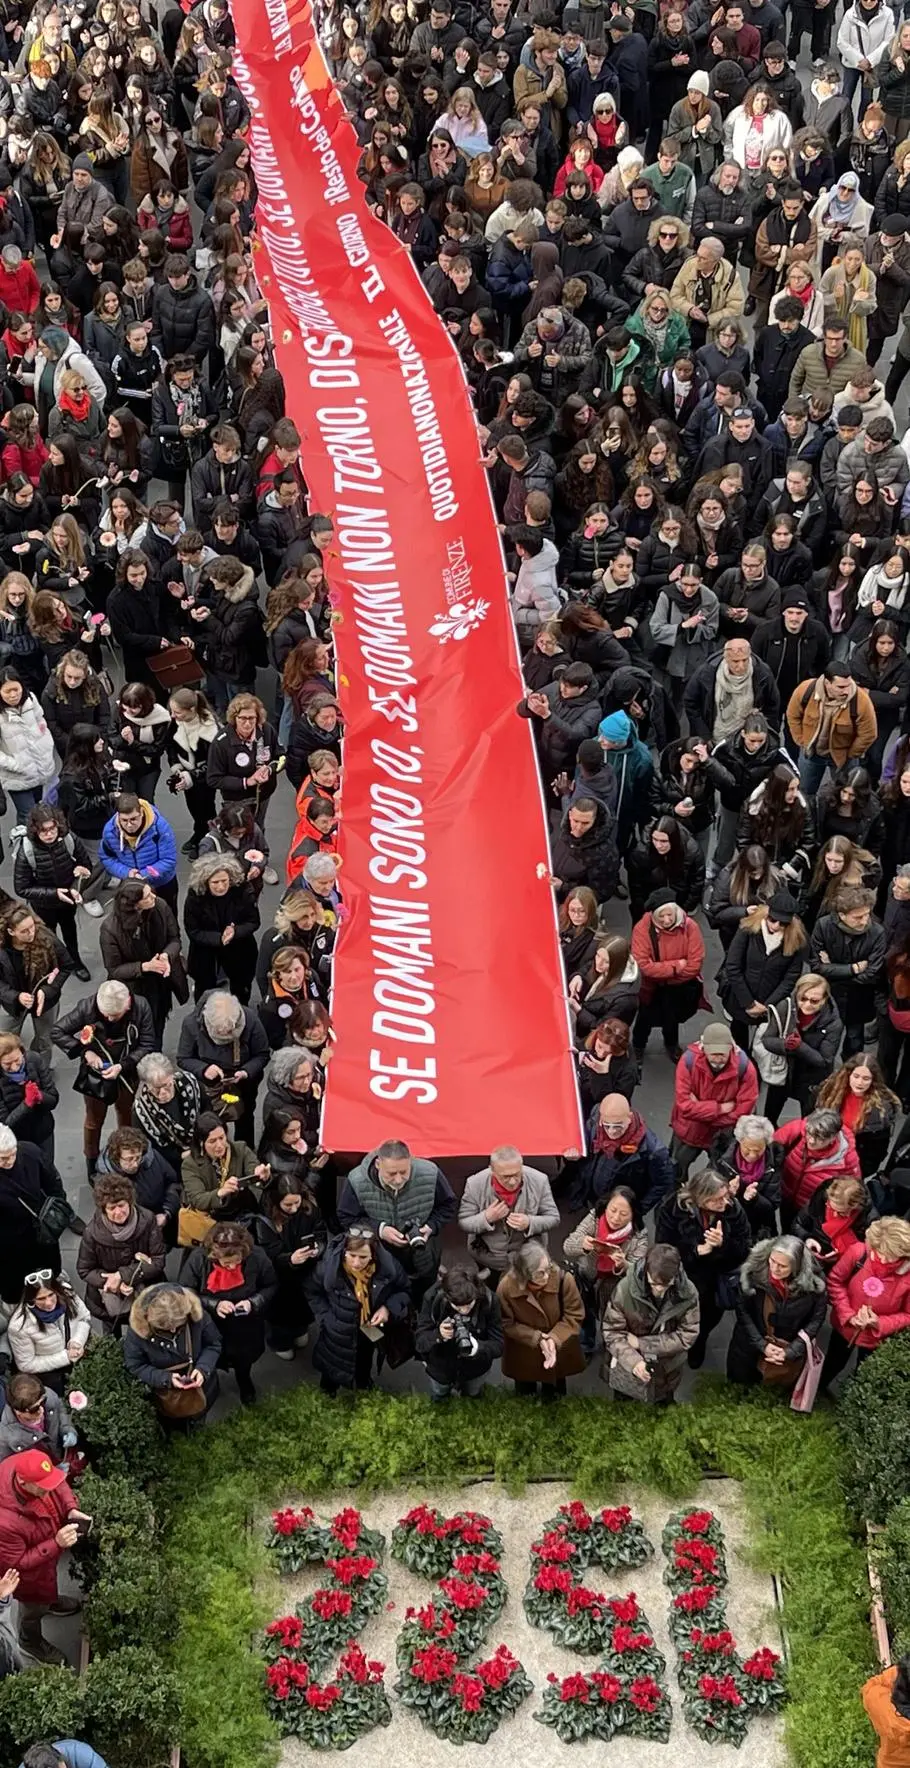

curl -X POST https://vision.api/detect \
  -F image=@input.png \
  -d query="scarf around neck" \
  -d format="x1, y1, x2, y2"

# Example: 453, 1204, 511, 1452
713, 656, 755, 740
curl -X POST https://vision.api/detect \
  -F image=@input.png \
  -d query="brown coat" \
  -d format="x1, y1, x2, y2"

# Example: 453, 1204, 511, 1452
130, 132, 189, 204
862, 1668, 910, 1768
786, 675, 877, 766
496, 1263, 585, 1382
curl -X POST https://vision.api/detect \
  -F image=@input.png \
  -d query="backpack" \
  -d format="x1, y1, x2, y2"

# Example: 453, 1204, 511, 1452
798, 680, 859, 744
10, 828, 75, 867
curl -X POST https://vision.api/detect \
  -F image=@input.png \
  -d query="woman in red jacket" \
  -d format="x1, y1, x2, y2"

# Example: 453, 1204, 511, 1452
0, 406, 49, 488
630, 888, 706, 1060
773, 1107, 862, 1227
824, 1216, 910, 1391
0, 1447, 85, 1661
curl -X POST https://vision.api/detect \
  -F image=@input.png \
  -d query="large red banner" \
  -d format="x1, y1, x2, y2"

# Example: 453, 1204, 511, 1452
231, 0, 583, 1155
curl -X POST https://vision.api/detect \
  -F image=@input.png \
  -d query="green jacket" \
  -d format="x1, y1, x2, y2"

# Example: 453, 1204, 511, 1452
641, 160, 696, 223
625, 309, 691, 391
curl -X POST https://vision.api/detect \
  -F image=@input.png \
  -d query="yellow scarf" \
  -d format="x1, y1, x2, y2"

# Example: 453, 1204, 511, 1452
347, 1259, 375, 1323
830, 261, 874, 353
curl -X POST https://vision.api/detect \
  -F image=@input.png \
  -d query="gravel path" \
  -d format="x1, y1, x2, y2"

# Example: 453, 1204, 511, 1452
272, 1480, 787, 1768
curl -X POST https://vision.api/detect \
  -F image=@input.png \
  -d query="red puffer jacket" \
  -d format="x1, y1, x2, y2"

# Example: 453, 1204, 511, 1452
774, 1120, 861, 1211
670, 1042, 759, 1150
829, 1244, 910, 1349
0, 1458, 76, 1602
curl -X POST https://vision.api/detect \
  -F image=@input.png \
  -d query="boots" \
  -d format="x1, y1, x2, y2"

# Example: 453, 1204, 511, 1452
19, 1608, 65, 1666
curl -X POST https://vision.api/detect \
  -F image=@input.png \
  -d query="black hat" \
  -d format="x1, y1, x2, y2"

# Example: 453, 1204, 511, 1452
768, 889, 798, 924
646, 887, 678, 912
883, 213, 909, 236
783, 589, 809, 610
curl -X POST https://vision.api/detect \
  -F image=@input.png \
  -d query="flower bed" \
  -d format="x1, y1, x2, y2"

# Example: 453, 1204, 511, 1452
664, 1508, 786, 1746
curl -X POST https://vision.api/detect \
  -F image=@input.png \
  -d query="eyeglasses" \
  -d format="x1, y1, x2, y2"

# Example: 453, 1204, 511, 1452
346, 1227, 375, 1243
25, 1269, 53, 1286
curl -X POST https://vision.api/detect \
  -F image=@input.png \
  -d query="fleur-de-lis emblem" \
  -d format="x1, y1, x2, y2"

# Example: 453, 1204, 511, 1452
428, 598, 490, 643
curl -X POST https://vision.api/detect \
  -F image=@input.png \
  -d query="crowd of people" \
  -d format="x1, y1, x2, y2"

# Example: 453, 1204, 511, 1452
4, 0, 910, 1747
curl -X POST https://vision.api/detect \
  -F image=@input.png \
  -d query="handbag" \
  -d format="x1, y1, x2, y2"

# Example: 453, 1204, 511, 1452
790, 1329, 825, 1413
148, 646, 205, 692
154, 1324, 207, 1420
16, 1188, 75, 1245
752, 998, 792, 1087
177, 1207, 217, 1248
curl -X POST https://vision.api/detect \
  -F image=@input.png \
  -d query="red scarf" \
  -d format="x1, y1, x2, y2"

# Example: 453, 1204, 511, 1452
59, 389, 90, 422
768, 1276, 789, 1299
821, 1205, 859, 1258
206, 1264, 244, 1293
593, 1215, 633, 1276
490, 1175, 519, 1204
593, 1110, 644, 1156
841, 1090, 864, 1133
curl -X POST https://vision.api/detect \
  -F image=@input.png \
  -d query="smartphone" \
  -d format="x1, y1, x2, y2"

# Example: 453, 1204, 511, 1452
71, 1514, 93, 1539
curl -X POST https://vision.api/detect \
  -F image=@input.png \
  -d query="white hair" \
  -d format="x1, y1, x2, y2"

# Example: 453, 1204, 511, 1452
491, 1145, 522, 1167
97, 980, 130, 1015
303, 855, 337, 886
733, 1115, 773, 1146
137, 1053, 175, 1085
0, 1127, 16, 1155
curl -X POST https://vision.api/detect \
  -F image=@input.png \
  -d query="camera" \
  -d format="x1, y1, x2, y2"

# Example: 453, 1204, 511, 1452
450, 1314, 474, 1356
401, 1218, 428, 1247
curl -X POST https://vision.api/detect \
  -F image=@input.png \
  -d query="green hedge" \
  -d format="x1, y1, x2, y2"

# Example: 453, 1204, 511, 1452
842, 1335, 910, 1659
159, 1379, 875, 1768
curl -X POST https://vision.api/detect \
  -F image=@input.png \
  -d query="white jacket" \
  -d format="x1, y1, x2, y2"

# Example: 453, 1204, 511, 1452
32, 337, 107, 410
7, 1294, 91, 1374
0, 695, 56, 791
511, 539, 562, 633
836, 3, 895, 70
726, 105, 793, 169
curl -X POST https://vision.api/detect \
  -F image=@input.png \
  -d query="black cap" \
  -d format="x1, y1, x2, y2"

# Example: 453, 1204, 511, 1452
783, 589, 809, 610
768, 889, 798, 924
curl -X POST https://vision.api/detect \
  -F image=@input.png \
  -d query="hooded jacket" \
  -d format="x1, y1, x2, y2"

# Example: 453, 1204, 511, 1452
670, 1040, 759, 1147
550, 800, 620, 903
511, 538, 562, 633
775, 1117, 862, 1209
99, 800, 177, 885
602, 1256, 700, 1400
0, 693, 55, 792
151, 273, 216, 363
415, 1280, 505, 1382
627, 825, 706, 920
123, 1283, 221, 1392
752, 614, 831, 692
194, 565, 263, 682
0, 1456, 76, 1604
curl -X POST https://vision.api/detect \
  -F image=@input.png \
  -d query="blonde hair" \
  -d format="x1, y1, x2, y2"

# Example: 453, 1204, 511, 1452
866, 1217, 910, 1262
794, 972, 829, 1005
0, 572, 34, 618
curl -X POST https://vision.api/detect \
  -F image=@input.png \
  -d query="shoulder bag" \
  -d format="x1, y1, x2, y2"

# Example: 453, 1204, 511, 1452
155, 1323, 207, 1420
751, 997, 793, 1087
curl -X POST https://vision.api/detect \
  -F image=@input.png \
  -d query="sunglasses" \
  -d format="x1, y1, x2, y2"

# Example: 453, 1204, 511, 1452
25, 1269, 53, 1287
347, 1227, 375, 1243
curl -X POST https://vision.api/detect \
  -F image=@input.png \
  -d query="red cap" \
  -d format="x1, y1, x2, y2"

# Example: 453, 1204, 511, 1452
13, 1449, 66, 1492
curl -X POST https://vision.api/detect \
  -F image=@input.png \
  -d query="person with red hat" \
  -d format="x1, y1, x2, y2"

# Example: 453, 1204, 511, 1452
0, 1448, 90, 1663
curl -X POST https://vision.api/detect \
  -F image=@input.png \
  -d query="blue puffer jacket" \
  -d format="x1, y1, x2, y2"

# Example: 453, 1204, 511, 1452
18, 1746, 110, 1768
99, 799, 177, 884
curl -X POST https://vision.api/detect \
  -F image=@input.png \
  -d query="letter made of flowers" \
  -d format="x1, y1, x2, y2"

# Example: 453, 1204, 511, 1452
261, 1505, 392, 1747
663, 1508, 787, 1744
392, 1505, 533, 1742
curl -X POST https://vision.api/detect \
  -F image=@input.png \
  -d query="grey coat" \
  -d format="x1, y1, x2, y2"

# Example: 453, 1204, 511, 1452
459, 1165, 560, 1273
0, 1391, 72, 1464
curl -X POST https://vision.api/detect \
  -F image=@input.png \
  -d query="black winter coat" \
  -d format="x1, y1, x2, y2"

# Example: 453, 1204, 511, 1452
651, 742, 716, 837
95, 1145, 180, 1221
626, 823, 706, 921
810, 912, 886, 1016
41, 678, 113, 753
55, 762, 117, 840
752, 616, 831, 700
99, 900, 187, 1026
550, 802, 620, 904
53, 993, 155, 1081
182, 1242, 277, 1364
183, 881, 260, 994
310, 1235, 410, 1387
516, 680, 602, 780
195, 578, 263, 684
106, 581, 163, 685
150, 377, 219, 474
708, 1129, 781, 1235
286, 712, 342, 790
758, 989, 843, 1094
190, 451, 255, 525
727, 1258, 826, 1381
691, 181, 753, 253
176, 999, 270, 1088
415, 1282, 505, 1383
0, 935, 74, 1015
13, 830, 94, 916
683, 650, 781, 739
653, 1190, 753, 1288
704, 732, 793, 811
0, 1051, 58, 1156
720, 923, 807, 1014
706, 859, 780, 950
753, 321, 815, 419
151, 275, 216, 362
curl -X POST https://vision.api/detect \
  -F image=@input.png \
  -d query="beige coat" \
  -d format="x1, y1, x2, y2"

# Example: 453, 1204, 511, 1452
668, 254, 744, 336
